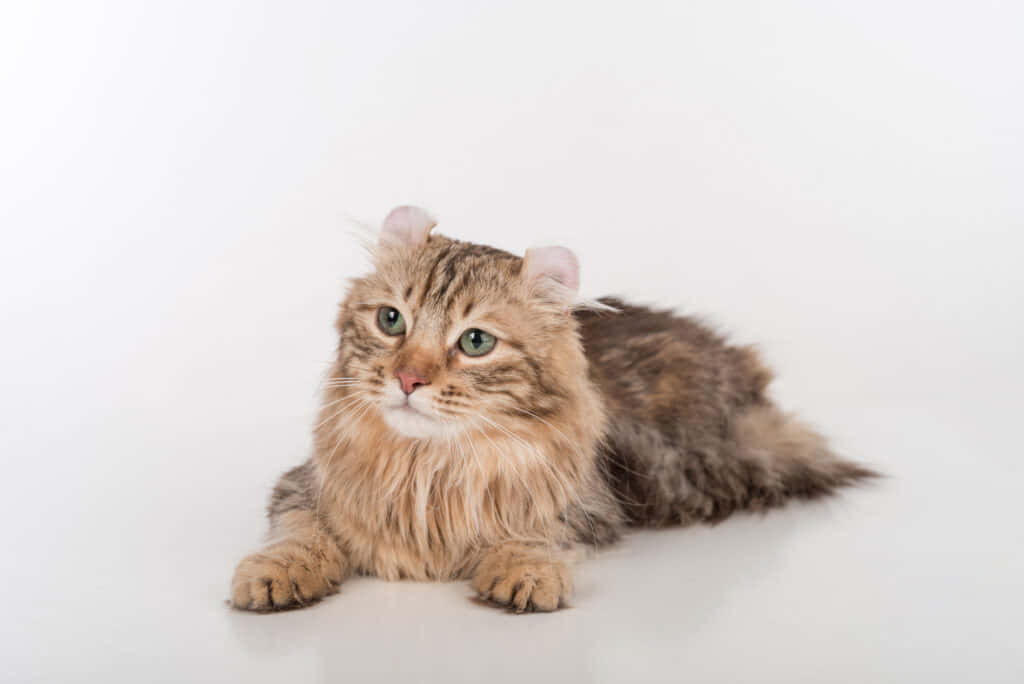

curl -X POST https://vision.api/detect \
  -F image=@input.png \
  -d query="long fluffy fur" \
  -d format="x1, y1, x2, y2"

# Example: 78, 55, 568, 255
230, 230, 876, 612
577, 298, 876, 526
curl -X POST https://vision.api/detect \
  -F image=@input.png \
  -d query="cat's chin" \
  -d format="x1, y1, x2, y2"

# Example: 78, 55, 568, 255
381, 405, 447, 440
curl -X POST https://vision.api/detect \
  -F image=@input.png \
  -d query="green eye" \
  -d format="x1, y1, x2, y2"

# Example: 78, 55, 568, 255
377, 306, 406, 335
458, 328, 496, 357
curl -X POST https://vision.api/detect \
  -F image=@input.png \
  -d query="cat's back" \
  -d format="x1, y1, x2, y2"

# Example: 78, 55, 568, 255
574, 297, 771, 421
575, 297, 779, 525
574, 297, 871, 527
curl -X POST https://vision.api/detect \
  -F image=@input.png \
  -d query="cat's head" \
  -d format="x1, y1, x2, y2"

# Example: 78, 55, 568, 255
331, 206, 593, 440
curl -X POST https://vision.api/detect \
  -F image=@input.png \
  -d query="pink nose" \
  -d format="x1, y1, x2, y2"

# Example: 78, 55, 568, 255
395, 369, 428, 395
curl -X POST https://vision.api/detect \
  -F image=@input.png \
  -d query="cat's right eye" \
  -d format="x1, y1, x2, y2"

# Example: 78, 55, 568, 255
377, 306, 406, 336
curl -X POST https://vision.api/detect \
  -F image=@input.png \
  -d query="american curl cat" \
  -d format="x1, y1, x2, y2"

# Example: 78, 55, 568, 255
230, 205, 876, 613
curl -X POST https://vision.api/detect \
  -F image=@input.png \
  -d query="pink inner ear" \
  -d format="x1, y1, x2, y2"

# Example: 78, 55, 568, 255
380, 205, 436, 246
524, 246, 580, 296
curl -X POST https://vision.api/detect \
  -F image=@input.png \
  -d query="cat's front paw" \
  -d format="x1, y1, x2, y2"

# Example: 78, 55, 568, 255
471, 544, 572, 613
230, 541, 341, 612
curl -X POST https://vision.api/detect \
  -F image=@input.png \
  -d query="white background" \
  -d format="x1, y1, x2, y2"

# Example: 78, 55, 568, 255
2, 1, 1022, 682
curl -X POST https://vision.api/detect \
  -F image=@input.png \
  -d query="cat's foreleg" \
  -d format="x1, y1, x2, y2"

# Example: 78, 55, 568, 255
470, 542, 573, 612
231, 508, 349, 611
231, 461, 350, 611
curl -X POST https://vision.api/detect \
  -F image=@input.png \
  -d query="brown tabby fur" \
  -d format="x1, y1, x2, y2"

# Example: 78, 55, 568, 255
230, 217, 876, 613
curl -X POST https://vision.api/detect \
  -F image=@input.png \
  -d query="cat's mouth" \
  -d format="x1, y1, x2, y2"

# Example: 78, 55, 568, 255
381, 398, 445, 439
392, 395, 426, 414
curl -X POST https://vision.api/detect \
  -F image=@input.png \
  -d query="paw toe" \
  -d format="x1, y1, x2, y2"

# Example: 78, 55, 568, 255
472, 553, 570, 613
527, 576, 562, 612
231, 550, 327, 611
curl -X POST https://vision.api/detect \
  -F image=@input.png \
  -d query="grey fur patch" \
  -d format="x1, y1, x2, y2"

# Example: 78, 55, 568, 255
577, 298, 877, 528
267, 460, 316, 518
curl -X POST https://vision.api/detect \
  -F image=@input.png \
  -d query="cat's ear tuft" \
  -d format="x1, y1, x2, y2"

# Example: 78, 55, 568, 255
380, 205, 436, 247
523, 246, 579, 305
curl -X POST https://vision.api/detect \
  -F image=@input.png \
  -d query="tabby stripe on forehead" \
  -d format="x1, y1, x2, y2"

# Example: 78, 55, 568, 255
417, 244, 453, 308
436, 260, 464, 310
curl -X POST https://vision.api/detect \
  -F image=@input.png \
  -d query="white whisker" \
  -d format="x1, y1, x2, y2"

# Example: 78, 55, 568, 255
314, 391, 371, 430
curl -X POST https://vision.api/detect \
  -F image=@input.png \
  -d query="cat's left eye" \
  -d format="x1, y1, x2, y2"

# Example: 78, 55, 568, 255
458, 328, 497, 357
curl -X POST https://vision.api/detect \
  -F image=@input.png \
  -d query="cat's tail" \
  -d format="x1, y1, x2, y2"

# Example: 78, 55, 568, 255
603, 403, 879, 526
726, 404, 878, 515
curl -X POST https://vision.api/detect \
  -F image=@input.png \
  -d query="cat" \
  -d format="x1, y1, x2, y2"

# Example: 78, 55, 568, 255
230, 205, 876, 613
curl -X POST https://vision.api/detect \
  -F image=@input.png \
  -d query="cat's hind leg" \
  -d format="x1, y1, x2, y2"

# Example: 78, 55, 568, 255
603, 403, 878, 526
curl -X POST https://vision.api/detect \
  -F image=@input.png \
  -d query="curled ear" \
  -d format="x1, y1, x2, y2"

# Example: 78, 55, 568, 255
380, 205, 436, 247
523, 245, 579, 305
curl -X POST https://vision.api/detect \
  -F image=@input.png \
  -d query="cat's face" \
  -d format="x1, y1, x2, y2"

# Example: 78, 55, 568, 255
332, 207, 584, 440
